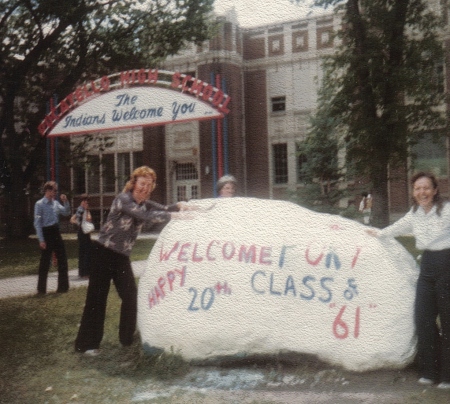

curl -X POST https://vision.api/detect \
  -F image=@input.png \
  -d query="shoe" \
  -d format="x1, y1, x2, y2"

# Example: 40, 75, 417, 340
418, 377, 434, 385
437, 382, 450, 389
84, 349, 100, 357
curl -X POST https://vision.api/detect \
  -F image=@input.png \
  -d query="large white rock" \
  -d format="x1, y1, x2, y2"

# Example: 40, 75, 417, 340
137, 198, 419, 371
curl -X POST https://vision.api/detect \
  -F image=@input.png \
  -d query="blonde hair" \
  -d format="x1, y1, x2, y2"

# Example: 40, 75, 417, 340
123, 166, 157, 193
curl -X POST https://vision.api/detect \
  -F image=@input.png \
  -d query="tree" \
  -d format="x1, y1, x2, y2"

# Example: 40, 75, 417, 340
293, 0, 446, 227
295, 110, 344, 212
0, 0, 214, 238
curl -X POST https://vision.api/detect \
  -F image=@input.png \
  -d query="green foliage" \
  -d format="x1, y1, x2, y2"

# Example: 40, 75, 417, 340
396, 235, 422, 259
293, 0, 445, 227
340, 203, 359, 219
0, 236, 78, 279
298, 115, 342, 184
151, 347, 191, 379
323, 0, 445, 171
295, 108, 346, 212
290, 183, 344, 214
296, 109, 345, 209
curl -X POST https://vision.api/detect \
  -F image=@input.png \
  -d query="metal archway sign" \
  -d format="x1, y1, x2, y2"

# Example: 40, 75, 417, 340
39, 69, 231, 137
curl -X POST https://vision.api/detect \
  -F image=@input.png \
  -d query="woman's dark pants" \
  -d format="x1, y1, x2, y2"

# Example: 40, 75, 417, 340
75, 242, 137, 352
415, 249, 450, 382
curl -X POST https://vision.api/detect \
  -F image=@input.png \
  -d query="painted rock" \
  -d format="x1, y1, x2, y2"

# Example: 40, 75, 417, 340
137, 197, 418, 371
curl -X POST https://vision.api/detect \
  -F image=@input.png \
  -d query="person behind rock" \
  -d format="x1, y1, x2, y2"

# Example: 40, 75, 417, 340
74, 166, 193, 356
359, 191, 373, 225
367, 172, 450, 389
72, 194, 92, 279
33, 181, 71, 294
216, 174, 237, 197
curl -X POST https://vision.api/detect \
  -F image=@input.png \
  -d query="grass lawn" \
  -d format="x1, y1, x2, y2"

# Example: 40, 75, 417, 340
0, 286, 189, 403
0, 234, 189, 403
396, 236, 422, 259
0, 235, 156, 279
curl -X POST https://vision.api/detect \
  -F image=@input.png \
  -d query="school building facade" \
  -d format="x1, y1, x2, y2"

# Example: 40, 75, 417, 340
68, 4, 450, 225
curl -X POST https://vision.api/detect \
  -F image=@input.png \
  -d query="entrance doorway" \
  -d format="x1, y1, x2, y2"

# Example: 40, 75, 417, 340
173, 162, 199, 202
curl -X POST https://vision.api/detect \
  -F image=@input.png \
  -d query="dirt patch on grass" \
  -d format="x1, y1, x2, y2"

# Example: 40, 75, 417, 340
131, 359, 450, 403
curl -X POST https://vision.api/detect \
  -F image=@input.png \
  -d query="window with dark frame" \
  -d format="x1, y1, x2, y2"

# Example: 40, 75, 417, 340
175, 162, 199, 180
117, 152, 131, 191
102, 154, 115, 193
73, 164, 86, 194
133, 151, 143, 169
177, 185, 187, 202
81, 150, 145, 196
87, 155, 100, 194
191, 185, 199, 199
273, 143, 288, 184
271, 96, 286, 112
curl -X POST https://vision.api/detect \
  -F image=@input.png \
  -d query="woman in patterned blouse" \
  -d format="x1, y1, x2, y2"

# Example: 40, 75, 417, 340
75, 166, 190, 356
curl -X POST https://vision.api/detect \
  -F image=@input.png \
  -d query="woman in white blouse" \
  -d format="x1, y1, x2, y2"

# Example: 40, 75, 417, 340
369, 172, 450, 389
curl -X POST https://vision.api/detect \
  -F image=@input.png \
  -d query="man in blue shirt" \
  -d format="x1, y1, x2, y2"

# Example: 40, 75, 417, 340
34, 181, 71, 294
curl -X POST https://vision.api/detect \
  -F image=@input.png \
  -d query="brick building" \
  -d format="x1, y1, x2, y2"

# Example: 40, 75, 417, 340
68, 4, 449, 226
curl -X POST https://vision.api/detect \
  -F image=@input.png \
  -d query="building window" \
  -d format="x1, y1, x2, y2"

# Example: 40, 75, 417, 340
271, 96, 286, 112
268, 34, 284, 56
133, 151, 143, 168
191, 185, 199, 199
272, 39, 280, 52
177, 185, 187, 201
293, 31, 308, 52
73, 164, 86, 194
296, 143, 308, 183
81, 151, 144, 196
317, 27, 333, 49
176, 162, 198, 180
412, 133, 447, 177
87, 155, 100, 195
273, 143, 288, 184
102, 154, 115, 193
117, 152, 131, 191
117, 151, 142, 190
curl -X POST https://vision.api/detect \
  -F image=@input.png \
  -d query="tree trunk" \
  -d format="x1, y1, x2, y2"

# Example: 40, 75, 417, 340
371, 162, 390, 228
5, 157, 32, 239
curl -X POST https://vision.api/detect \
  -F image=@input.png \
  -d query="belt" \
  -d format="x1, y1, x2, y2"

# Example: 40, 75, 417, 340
43, 224, 58, 229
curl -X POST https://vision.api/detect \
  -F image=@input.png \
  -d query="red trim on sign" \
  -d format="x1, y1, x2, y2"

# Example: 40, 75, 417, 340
39, 69, 231, 137
216, 74, 223, 178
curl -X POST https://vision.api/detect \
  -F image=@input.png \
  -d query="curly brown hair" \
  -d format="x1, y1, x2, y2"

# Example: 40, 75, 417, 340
122, 166, 157, 193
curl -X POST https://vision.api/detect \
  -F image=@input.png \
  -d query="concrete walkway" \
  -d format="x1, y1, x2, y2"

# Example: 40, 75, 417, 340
0, 260, 148, 299
0, 232, 157, 299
